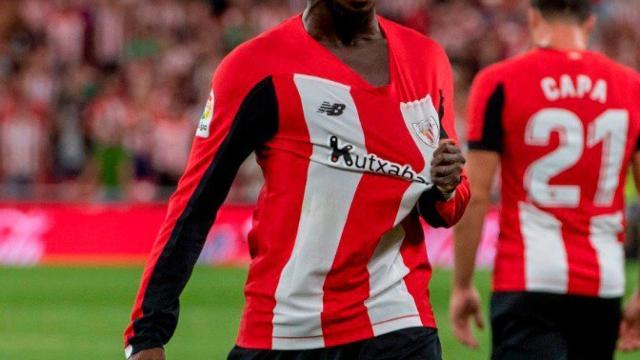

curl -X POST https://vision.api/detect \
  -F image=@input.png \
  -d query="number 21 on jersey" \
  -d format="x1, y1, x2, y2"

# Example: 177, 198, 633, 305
524, 109, 629, 208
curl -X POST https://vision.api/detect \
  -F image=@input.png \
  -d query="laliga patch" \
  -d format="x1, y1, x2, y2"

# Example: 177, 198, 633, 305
196, 90, 214, 138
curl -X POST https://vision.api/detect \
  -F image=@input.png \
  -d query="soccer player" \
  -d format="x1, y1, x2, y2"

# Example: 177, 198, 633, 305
124, 1, 470, 359
449, 1, 640, 359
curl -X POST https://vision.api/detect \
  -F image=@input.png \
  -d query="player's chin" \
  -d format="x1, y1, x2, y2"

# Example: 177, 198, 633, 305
333, 0, 376, 13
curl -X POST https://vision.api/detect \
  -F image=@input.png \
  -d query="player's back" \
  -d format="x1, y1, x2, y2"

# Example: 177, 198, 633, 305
468, 48, 640, 298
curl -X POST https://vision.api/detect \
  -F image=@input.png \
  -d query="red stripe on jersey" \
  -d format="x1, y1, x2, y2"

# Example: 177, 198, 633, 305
400, 216, 436, 327
563, 229, 600, 296
236, 75, 313, 349
320, 174, 408, 346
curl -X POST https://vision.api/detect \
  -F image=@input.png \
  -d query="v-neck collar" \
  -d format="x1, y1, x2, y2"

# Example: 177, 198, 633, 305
298, 14, 395, 90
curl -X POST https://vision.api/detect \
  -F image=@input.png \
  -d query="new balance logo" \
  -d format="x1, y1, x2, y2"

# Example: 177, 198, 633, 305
318, 102, 346, 116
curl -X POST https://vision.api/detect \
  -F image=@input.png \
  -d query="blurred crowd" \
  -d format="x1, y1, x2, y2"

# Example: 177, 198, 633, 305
0, 0, 639, 203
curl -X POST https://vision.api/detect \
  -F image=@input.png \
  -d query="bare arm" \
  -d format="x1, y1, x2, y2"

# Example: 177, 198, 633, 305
453, 151, 499, 289
449, 150, 499, 348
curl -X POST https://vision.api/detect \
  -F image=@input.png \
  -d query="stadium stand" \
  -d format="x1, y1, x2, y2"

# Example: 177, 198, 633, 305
0, 0, 637, 256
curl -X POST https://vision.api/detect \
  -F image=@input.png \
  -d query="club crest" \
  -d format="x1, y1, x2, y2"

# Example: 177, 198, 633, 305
412, 115, 440, 148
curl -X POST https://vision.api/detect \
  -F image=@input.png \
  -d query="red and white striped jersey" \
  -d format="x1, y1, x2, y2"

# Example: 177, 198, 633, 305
124, 15, 470, 356
468, 48, 640, 298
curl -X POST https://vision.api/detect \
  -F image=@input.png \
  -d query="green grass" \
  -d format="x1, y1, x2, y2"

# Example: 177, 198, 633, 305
0, 264, 637, 360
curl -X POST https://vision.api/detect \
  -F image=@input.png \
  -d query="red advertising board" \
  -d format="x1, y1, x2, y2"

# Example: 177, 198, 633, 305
0, 203, 499, 268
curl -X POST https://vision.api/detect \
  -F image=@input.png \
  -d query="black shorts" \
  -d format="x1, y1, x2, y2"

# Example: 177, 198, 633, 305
228, 327, 442, 360
490, 292, 621, 360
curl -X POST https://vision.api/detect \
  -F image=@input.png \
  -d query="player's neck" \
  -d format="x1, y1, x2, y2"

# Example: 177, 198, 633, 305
303, 1, 382, 47
539, 23, 588, 52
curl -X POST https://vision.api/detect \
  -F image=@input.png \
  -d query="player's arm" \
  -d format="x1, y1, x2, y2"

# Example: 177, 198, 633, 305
418, 51, 470, 228
123, 59, 278, 359
620, 148, 640, 352
450, 70, 504, 348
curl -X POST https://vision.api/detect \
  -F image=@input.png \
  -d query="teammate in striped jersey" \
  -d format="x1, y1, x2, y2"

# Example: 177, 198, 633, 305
450, 1, 640, 359
124, 1, 470, 359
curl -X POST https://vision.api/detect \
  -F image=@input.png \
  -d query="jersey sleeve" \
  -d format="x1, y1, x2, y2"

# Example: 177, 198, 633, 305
467, 67, 505, 153
123, 56, 278, 358
418, 48, 471, 228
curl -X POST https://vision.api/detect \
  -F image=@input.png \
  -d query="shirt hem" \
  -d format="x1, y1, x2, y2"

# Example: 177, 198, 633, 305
237, 314, 436, 350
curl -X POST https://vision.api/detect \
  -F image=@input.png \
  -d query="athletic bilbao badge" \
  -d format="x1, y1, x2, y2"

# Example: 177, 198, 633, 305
196, 90, 214, 138
400, 94, 441, 149
412, 115, 440, 148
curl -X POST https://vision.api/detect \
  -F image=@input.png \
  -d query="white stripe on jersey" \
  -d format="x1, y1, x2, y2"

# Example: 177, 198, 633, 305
271, 75, 364, 349
519, 201, 569, 293
590, 212, 625, 298
364, 223, 422, 336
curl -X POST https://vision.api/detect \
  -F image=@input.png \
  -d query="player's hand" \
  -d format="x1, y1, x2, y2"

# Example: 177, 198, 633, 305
431, 140, 465, 196
129, 348, 166, 360
620, 290, 640, 352
450, 285, 484, 348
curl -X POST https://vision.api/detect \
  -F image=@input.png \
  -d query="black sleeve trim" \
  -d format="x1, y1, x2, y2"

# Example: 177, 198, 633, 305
636, 133, 640, 152
417, 186, 449, 228
438, 89, 449, 140
128, 76, 278, 355
468, 84, 504, 153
